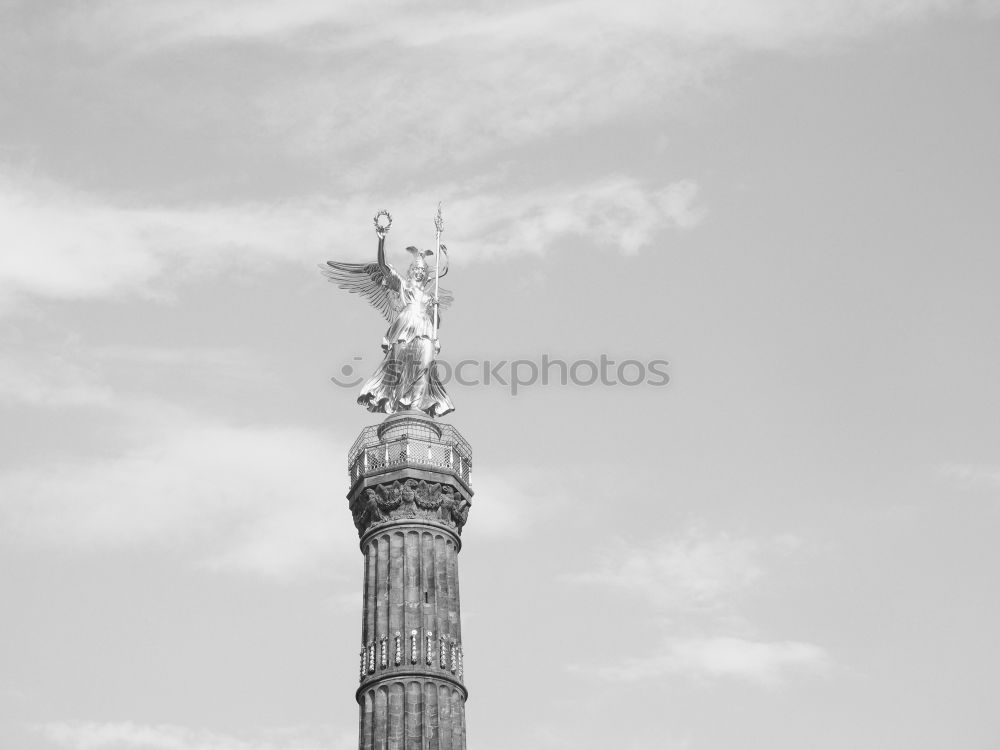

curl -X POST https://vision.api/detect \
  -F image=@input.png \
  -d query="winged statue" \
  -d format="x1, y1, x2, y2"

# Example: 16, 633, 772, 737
321, 210, 455, 418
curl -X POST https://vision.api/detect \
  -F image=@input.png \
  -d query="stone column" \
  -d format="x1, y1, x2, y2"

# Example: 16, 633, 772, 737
348, 412, 473, 750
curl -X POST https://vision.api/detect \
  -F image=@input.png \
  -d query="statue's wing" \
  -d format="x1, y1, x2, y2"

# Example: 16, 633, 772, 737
320, 261, 398, 321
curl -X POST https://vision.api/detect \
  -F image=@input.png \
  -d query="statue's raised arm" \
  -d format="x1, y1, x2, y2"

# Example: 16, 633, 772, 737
320, 209, 455, 418
319, 211, 401, 322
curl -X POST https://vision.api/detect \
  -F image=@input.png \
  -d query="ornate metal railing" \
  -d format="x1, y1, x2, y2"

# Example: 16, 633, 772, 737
348, 420, 472, 485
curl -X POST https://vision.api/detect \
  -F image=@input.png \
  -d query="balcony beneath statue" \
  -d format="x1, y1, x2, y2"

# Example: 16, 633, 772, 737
348, 411, 472, 491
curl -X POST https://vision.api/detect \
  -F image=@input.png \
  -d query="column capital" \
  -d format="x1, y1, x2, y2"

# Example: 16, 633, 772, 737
349, 475, 471, 538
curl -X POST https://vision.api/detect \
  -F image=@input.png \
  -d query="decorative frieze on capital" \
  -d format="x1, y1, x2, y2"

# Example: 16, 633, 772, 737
350, 478, 471, 536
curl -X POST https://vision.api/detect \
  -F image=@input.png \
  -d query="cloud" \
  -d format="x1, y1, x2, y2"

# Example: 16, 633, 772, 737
248, 24, 711, 175
449, 178, 704, 259
52, 0, 994, 54
0, 337, 270, 409
567, 526, 829, 685
241, 0, 1000, 178
18, 0, 992, 186
0, 171, 348, 304
0, 170, 698, 307
37, 722, 355, 750
50, 0, 370, 49
568, 526, 777, 614
0, 353, 114, 408
577, 636, 831, 686
938, 462, 1000, 490
466, 468, 568, 539
0, 404, 357, 581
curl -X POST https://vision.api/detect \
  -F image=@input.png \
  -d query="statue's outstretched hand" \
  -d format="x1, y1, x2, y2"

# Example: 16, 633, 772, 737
373, 210, 392, 240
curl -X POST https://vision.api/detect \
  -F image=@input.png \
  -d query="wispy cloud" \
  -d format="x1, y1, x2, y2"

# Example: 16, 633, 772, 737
0, 339, 266, 409
0, 170, 698, 307
37, 722, 355, 750
567, 526, 791, 614
53, 0, 367, 49
938, 462, 1000, 490
12, 0, 992, 189
0, 353, 114, 408
51, 0, 996, 56
466, 468, 568, 539
0, 171, 346, 305
0, 401, 356, 581
567, 526, 827, 685
578, 636, 831, 686
448, 178, 704, 259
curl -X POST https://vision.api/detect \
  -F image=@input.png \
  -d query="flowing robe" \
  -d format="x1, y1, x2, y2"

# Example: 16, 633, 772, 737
358, 267, 454, 417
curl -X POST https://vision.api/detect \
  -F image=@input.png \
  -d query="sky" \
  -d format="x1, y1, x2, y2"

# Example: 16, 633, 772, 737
1, 1, 999, 748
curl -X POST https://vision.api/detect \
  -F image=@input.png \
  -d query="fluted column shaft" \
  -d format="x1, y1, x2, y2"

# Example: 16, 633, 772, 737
357, 523, 466, 750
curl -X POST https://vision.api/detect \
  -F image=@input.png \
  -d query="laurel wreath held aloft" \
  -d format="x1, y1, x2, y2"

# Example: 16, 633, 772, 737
373, 209, 392, 235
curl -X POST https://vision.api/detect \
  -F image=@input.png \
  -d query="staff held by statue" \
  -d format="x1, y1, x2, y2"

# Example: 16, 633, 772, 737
433, 203, 444, 339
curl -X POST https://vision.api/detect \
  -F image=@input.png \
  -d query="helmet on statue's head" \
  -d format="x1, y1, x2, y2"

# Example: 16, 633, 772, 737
405, 246, 433, 282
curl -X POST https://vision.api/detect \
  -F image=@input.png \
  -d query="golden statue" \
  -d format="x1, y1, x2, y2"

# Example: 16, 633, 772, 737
322, 208, 455, 417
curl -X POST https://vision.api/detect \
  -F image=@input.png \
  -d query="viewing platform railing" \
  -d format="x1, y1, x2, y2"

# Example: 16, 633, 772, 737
348, 417, 472, 486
